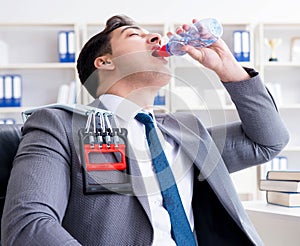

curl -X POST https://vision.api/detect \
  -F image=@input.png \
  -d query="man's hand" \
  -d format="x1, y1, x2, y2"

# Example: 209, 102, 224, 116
169, 19, 251, 82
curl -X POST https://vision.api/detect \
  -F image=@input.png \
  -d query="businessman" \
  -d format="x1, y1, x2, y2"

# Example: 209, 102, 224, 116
1, 15, 289, 245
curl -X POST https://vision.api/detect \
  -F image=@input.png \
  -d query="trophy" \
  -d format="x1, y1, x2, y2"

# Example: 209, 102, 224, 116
265, 38, 282, 62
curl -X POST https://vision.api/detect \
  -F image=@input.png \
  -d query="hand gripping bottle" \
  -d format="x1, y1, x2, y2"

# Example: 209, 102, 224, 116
154, 18, 223, 57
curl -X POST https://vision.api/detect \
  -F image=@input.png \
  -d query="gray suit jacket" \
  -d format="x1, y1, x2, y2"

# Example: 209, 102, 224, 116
1, 71, 289, 246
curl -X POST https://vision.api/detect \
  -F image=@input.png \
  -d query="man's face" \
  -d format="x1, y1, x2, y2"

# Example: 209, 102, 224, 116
107, 25, 171, 84
109, 25, 164, 60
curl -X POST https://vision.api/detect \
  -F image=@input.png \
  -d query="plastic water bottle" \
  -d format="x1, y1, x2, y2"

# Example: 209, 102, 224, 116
154, 18, 223, 57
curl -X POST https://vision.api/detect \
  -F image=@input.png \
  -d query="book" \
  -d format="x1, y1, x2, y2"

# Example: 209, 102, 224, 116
260, 179, 300, 192
267, 170, 300, 181
267, 191, 300, 207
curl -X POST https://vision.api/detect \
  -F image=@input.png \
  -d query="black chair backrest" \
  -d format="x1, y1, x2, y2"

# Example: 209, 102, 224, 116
0, 124, 22, 240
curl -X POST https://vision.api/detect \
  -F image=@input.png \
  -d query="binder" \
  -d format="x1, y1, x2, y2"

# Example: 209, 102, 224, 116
12, 74, 22, 107
154, 89, 165, 105
0, 75, 4, 107
233, 30, 250, 62
58, 31, 76, 63
67, 31, 75, 62
58, 31, 68, 62
4, 75, 13, 107
1, 74, 22, 107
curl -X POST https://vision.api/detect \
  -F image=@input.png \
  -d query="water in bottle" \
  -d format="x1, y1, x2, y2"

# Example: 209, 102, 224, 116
153, 18, 223, 57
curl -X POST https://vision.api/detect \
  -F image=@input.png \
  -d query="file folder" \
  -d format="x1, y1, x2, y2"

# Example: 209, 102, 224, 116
4, 75, 13, 107
67, 31, 75, 62
1, 74, 22, 107
154, 89, 166, 105
12, 74, 22, 107
233, 30, 250, 62
58, 31, 68, 62
58, 31, 76, 62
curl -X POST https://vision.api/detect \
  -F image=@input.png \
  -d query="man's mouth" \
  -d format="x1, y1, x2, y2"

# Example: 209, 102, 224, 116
151, 46, 161, 57
151, 45, 170, 57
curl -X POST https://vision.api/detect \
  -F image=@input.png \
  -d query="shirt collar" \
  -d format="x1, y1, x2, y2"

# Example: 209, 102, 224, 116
99, 94, 155, 122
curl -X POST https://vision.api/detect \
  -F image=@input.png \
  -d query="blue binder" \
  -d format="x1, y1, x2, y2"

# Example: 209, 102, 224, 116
4, 75, 13, 107
67, 31, 75, 62
12, 74, 22, 107
58, 31, 75, 63
0, 74, 22, 107
58, 31, 68, 62
233, 30, 250, 62
154, 89, 166, 105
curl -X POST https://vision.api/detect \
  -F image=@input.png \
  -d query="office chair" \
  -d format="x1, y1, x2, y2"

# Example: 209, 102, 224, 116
0, 124, 22, 242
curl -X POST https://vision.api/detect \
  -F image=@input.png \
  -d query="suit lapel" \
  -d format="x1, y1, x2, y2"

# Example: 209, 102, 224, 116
156, 113, 252, 231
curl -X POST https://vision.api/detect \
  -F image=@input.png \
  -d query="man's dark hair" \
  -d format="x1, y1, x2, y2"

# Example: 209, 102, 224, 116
76, 15, 135, 98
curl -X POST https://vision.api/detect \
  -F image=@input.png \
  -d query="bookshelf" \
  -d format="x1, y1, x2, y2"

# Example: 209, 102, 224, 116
256, 22, 300, 175
0, 23, 80, 123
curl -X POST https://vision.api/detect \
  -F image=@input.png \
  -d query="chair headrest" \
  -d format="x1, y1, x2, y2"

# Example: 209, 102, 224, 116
0, 124, 22, 197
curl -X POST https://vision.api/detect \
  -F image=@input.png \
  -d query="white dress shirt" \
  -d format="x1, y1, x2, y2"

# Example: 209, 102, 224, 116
99, 94, 194, 245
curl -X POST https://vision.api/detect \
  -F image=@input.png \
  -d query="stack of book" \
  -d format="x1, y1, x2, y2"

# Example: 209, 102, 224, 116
259, 171, 300, 207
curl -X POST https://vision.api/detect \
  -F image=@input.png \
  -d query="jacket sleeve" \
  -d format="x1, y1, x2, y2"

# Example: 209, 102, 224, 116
1, 109, 81, 245
208, 68, 290, 173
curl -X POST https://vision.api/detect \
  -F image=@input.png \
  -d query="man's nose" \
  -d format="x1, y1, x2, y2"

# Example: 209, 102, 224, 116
147, 33, 162, 45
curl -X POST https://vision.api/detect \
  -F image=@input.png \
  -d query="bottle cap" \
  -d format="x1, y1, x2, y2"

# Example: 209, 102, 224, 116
156, 45, 171, 57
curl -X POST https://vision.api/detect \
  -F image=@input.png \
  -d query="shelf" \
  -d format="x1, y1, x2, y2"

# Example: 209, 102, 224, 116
278, 104, 300, 109
263, 62, 300, 68
243, 200, 300, 218
0, 63, 76, 69
0, 107, 28, 113
281, 146, 300, 152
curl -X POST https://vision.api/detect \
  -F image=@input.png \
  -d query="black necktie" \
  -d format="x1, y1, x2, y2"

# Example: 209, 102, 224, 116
135, 112, 196, 246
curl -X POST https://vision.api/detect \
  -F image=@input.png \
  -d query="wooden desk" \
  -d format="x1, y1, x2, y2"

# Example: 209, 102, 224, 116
243, 201, 300, 246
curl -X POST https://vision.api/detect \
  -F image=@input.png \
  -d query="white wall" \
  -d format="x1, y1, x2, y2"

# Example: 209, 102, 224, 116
1, 0, 300, 24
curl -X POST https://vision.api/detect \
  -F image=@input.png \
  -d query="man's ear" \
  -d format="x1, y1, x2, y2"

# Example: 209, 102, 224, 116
94, 56, 115, 70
